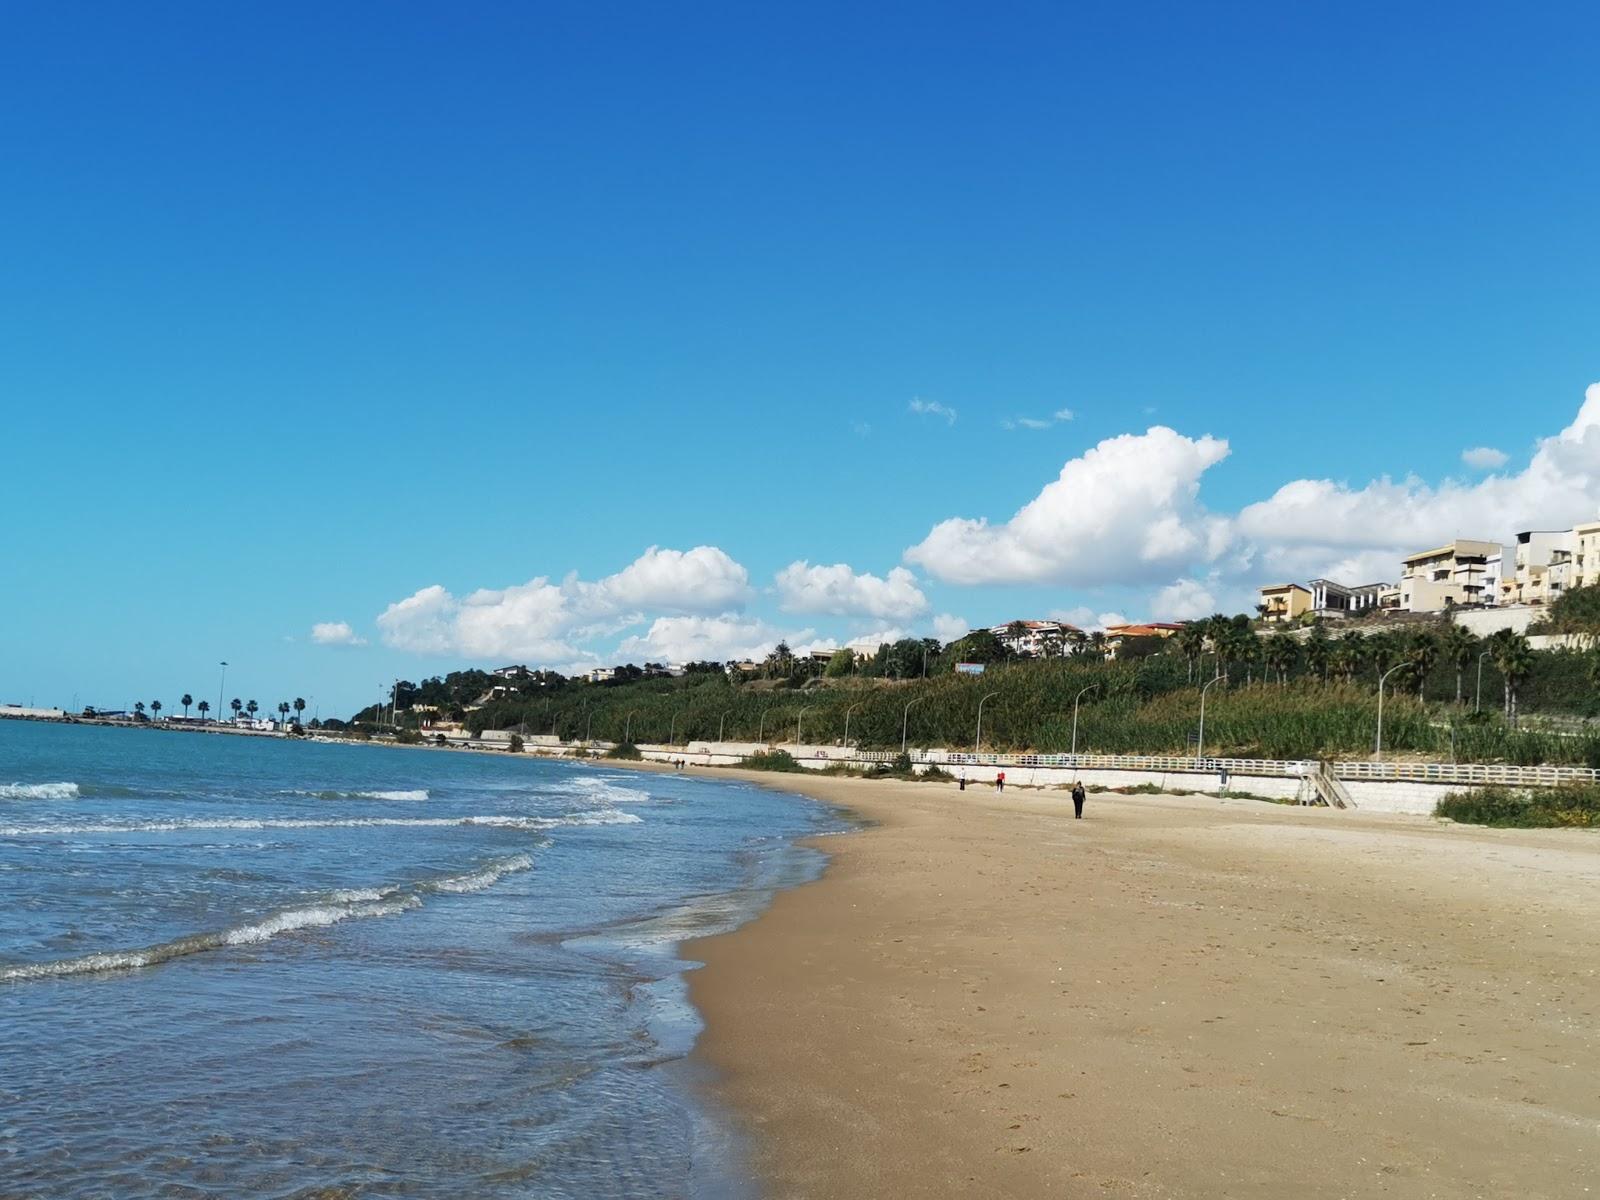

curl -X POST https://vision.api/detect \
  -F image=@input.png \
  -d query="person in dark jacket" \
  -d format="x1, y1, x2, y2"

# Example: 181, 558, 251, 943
1071, 781, 1086, 819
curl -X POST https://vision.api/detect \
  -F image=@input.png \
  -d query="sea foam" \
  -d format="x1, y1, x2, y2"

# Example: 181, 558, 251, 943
0, 782, 80, 801
1, 855, 535, 982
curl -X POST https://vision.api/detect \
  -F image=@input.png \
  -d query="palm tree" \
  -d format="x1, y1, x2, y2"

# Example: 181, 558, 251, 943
198, 700, 211, 720
150, 699, 162, 721
1488, 630, 1534, 724
1263, 636, 1297, 685
277, 701, 290, 726
1334, 632, 1366, 683
1088, 630, 1109, 660
180, 693, 193, 718
1403, 631, 1439, 701
293, 697, 306, 725
1439, 625, 1478, 705
231, 698, 243, 724
1366, 632, 1399, 680
246, 700, 259, 722
134, 701, 146, 720
1304, 627, 1331, 682
1174, 623, 1206, 683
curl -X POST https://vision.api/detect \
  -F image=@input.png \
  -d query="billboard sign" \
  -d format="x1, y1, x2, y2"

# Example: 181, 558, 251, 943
955, 662, 986, 675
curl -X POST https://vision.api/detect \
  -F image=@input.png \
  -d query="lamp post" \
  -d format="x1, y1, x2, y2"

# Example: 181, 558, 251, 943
758, 708, 770, 743
669, 711, 681, 746
624, 709, 638, 743
1374, 662, 1407, 761
1070, 684, 1099, 757
1196, 673, 1225, 760
217, 662, 227, 727
1475, 650, 1492, 713
795, 706, 811, 748
974, 691, 1000, 754
718, 710, 731, 742
901, 696, 925, 755
843, 702, 863, 753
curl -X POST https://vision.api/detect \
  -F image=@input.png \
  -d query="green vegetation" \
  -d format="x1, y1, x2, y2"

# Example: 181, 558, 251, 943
605, 742, 643, 760
1435, 784, 1600, 828
741, 750, 805, 772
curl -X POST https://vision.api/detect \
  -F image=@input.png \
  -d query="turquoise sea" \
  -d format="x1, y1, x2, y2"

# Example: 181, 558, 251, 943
0, 721, 836, 1198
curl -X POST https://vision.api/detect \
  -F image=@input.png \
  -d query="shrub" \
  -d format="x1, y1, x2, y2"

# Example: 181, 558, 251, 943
507, 734, 524, 753
1435, 783, 1600, 828
742, 750, 805, 773
605, 742, 643, 760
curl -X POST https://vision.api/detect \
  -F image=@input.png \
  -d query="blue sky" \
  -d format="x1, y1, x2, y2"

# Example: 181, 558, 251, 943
4, 2, 1600, 717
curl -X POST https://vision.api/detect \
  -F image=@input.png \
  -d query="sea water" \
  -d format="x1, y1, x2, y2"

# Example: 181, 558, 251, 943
0, 721, 837, 1197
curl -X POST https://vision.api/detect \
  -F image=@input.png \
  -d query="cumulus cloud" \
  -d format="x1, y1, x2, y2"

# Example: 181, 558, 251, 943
311, 621, 366, 646
1049, 607, 1129, 631
1235, 385, 1600, 582
376, 545, 751, 660
775, 562, 929, 620
905, 426, 1232, 586
909, 398, 957, 425
615, 615, 814, 665
906, 384, 1600, 612
932, 612, 970, 642
1149, 579, 1217, 621
1461, 446, 1509, 470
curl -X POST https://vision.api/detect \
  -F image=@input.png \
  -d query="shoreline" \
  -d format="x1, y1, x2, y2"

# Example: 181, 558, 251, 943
663, 767, 1600, 1198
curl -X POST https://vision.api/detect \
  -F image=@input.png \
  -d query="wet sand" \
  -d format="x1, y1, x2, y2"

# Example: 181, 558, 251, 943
683, 771, 1600, 1199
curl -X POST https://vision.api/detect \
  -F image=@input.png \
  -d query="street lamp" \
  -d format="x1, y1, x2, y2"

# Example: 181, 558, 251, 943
974, 691, 1000, 754
624, 709, 638, 743
901, 696, 925, 755
1374, 662, 1407, 760
758, 708, 771, 743
1196, 673, 1225, 760
718, 710, 731, 742
795, 706, 812, 747
1070, 684, 1099, 757
585, 708, 593, 743
1475, 649, 1492, 713
843, 702, 863, 753
669, 710, 682, 746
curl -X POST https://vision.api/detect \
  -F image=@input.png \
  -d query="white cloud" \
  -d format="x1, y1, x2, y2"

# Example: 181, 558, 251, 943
1048, 607, 1128, 631
1461, 446, 1509, 470
775, 562, 929, 620
376, 545, 751, 660
1236, 385, 1600, 580
1004, 409, 1074, 431
905, 426, 1231, 586
615, 615, 813, 665
1149, 579, 1216, 621
932, 612, 970, 642
310, 621, 366, 646
909, 397, 957, 425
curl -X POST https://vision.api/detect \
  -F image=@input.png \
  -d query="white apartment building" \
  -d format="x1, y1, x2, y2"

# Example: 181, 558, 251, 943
1307, 578, 1394, 616
1571, 520, 1600, 590
988, 620, 1084, 657
1399, 539, 1503, 611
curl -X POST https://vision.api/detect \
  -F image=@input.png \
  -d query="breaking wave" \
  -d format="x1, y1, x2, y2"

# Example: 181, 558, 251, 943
287, 788, 430, 802
0, 811, 638, 837
0, 782, 80, 801
1, 853, 537, 983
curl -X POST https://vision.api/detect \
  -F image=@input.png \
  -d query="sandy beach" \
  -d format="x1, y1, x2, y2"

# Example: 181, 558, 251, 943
682, 770, 1600, 1198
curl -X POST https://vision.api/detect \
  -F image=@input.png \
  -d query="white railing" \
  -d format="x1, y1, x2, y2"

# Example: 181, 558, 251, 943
1330, 761, 1600, 787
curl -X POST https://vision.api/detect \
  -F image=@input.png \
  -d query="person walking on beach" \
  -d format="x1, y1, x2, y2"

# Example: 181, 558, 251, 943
1071, 781, 1086, 819
995, 771, 1005, 793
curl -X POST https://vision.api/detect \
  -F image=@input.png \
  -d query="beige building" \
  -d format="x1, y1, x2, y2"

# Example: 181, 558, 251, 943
1571, 521, 1600, 591
1399, 540, 1502, 611
1257, 583, 1313, 623
1500, 530, 1576, 606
